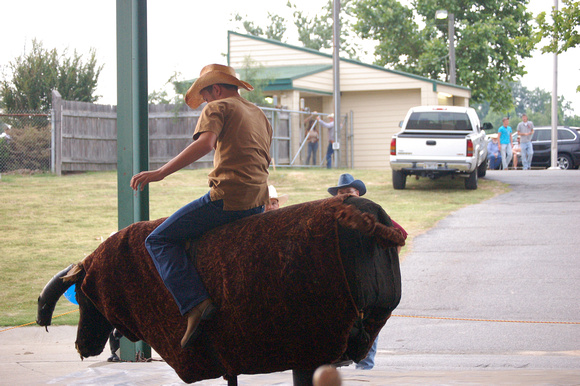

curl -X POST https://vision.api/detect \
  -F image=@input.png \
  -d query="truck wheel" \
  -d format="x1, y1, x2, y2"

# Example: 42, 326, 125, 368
477, 159, 487, 178
465, 170, 478, 190
392, 170, 407, 190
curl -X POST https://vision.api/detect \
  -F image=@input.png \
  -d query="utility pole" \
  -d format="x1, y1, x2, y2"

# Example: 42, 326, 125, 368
550, 0, 559, 169
332, 0, 341, 167
448, 13, 456, 84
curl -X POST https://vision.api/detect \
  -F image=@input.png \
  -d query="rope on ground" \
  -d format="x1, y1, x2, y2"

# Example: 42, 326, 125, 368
0, 309, 79, 333
392, 314, 580, 325
3, 309, 579, 333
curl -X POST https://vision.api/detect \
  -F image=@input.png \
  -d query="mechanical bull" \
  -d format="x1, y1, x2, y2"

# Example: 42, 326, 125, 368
36, 195, 405, 384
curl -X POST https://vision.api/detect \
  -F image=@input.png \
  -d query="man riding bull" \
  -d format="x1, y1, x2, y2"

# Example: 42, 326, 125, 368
130, 64, 272, 349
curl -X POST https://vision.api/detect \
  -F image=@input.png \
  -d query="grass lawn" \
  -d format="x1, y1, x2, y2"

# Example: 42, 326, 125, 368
0, 168, 508, 327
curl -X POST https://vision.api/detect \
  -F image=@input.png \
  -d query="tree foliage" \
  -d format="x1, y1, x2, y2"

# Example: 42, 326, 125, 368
536, 0, 580, 55
536, 0, 580, 93
350, 0, 536, 111
150, 59, 273, 108
473, 81, 580, 130
232, 12, 287, 42
231, 1, 362, 59
237, 56, 274, 106
0, 40, 102, 112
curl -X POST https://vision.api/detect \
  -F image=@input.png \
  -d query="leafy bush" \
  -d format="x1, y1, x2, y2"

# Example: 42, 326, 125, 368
2, 125, 51, 172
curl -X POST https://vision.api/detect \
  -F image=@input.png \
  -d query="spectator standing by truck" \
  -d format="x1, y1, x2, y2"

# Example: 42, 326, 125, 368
516, 113, 534, 170
498, 117, 513, 170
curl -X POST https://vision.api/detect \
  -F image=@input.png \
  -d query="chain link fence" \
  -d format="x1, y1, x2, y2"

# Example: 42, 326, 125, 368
0, 111, 51, 173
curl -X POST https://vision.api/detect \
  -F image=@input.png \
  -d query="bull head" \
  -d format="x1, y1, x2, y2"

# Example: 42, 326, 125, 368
36, 262, 113, 359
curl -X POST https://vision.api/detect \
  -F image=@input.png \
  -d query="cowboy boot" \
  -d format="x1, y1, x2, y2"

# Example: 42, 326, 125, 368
181, 298, 217, 349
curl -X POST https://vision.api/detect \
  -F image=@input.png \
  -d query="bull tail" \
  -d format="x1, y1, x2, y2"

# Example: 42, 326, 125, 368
36, 262, 84, 329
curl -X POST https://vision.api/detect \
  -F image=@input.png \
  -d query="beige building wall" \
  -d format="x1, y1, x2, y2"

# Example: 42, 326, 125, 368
341, 89, 421, 169
229, 33, 328, 68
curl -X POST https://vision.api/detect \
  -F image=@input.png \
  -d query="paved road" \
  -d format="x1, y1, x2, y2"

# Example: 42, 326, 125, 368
374, 169, 580, 375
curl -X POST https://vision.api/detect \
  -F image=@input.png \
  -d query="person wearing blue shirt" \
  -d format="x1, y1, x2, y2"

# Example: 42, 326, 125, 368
497, 117, 513, 170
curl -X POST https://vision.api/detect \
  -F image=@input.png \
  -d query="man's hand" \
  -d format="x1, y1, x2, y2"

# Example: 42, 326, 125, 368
130, 169, 164, 191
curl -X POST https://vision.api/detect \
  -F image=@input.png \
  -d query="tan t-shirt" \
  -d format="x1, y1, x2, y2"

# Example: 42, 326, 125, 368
193, 95, 272, 211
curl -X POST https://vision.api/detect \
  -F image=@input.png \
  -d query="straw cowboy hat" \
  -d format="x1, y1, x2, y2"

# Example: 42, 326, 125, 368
185, 64, 253, 109
327, 173, 366, 196
268, 185, 289, 206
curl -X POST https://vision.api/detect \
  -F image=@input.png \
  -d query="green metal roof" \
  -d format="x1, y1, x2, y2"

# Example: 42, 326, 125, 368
234, 64, 333, 93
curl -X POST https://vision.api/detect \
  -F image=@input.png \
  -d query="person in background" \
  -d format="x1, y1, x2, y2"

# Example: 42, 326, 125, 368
265, 185, 289, 212
497, 117, 513, 170
327, 173, 408, 370
317, 114, 335, 169
305, 125, 319, 166
487, 134, 502, 170
512, 136, 521, 169
107, 329, 123, 362
516, 113, 534, 170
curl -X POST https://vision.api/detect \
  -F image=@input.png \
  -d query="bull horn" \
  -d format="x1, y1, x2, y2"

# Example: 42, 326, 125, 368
36, 264, 77, 328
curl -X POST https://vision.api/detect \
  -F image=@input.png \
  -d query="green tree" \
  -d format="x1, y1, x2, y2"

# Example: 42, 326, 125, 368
152, 59, 273, 108
238, 56, 274, 107
536, 0, 580, 92
536, 0, 580, 54
474, 81, 580, 130
350, 0, 536, 111
149, 72, 190, 106
232, 12, 287, 42
231, 1, 362, 59
0, 40, 102, 112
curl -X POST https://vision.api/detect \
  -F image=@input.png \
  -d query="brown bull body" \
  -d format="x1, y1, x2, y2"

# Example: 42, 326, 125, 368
37, 196, 404, 383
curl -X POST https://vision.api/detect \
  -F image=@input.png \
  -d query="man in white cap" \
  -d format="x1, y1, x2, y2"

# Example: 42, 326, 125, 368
265, 185, 289, 211
130, 64, 272, 349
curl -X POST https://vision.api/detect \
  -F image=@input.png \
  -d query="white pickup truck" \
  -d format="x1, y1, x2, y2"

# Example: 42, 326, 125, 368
389, 106, 489, 190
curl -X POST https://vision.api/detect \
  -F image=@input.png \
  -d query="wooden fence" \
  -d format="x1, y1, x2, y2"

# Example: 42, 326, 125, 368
52, 91, 211, 175
51, 91, 304, 175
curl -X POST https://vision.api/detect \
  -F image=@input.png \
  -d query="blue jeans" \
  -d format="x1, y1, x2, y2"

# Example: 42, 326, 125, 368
520, 141, 534, 170
488, 154, 502, 170
356, 337, 377, 370
500, 144, 513, 170
306, 142, 318, 165
145, 192, 264, 315
325, 142, 334, 169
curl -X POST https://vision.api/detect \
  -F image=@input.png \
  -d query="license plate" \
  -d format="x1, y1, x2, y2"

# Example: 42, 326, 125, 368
423, 162, 438, 169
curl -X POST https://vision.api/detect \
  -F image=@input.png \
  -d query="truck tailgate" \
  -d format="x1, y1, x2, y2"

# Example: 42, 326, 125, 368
394, 133, 469, 159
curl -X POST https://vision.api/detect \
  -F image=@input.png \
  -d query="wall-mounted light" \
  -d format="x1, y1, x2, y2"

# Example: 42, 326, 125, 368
435, 10, 448, 19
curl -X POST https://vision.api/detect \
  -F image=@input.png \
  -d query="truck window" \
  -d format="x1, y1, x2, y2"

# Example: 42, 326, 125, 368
406, 112, 472, 131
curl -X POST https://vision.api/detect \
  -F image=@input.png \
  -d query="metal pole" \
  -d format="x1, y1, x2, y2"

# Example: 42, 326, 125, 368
449, 13, 456, 84
332, 0, 341, 168
550, 0, 559, 169
116, 0, 151, 360
50, 108, 55, 174
290, 119, 317, 165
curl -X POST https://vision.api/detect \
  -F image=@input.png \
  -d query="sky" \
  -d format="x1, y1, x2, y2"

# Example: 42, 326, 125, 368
1, 0, 578, 115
